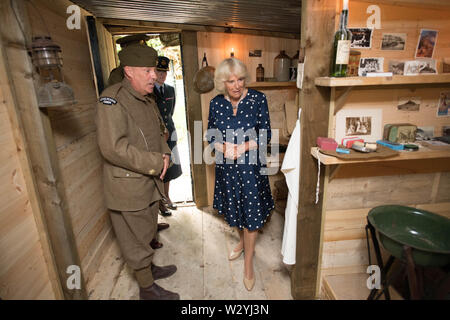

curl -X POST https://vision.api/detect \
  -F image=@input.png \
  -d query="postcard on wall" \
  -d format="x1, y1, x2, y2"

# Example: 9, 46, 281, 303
381, 33, 406, 50
443, 126, 450, 136
397, 97, 421, 111
437, 91, 450, 117
416, 126, 434, 141
388, 60, 405, 75
358, 57, 384, 76
415, 29, 438, 59
349, 28, 373, 49
404, 59, 437, 75
335, 108, 383, 144
249, 49, 262, 57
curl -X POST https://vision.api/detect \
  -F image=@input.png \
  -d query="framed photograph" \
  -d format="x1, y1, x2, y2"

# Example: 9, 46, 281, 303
358, 57, 384, 76
397, 97, 421, 111
381, 33, 406, 50
249, 49, 262, 57
388, 60, 405, 75
415, 29, 438, 59
437, 91, 450, 117
404, 59, 437, 75
335, 108, 383, 143
349, 28, 373, 49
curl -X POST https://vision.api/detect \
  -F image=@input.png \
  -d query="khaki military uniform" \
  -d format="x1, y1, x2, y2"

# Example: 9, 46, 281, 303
96, 78, 171, 287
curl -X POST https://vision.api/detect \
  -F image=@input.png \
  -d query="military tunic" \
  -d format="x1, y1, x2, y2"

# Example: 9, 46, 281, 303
154, 83, 182, 182
96, 78, 171, 287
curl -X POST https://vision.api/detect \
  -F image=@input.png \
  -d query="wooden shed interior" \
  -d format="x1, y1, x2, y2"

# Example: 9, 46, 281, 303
0, 0, 449, 300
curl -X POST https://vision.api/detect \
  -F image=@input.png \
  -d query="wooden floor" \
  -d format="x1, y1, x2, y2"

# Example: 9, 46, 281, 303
87, 205, 293, 300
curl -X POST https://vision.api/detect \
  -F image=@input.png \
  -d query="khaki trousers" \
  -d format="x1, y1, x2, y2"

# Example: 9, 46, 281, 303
109, 201, 158, 287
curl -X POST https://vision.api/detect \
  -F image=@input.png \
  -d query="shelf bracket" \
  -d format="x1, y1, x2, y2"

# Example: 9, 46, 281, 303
334, 86, 353, 115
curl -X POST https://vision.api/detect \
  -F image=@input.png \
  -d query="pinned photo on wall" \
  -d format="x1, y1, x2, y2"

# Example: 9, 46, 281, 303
358, 57, 384, 76
437, 91, 450, 117
249, 49, 262, 57
388, 60, 405, 75
381, 33, 406, 50
415, 29, 438, 59
443, 126, 450, 137
397, 97, 421, 111
335, 108, 383, 143
349, 28, 373, 49
416, 126, 434, 141
404, 59, 437, 75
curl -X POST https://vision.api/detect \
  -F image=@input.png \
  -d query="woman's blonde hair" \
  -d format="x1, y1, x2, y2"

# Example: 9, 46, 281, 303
214, 58, 251, 95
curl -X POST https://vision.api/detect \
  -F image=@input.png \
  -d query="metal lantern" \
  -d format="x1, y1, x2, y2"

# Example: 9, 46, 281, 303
31, 36, 76, 108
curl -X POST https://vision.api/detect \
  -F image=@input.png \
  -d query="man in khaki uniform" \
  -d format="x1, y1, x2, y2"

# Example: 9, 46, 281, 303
96, 44, 179, 300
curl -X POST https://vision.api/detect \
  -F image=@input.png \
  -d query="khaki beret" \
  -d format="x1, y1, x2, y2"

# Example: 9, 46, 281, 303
116, 34, 150, 48
118, 45, 158, 67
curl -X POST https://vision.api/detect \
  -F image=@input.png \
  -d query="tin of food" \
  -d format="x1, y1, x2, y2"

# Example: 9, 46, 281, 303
403, 144, 419, 151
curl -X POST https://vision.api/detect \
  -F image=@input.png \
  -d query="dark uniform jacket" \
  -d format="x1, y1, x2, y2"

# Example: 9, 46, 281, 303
96, 78, 171, 211
154, 84, 176, 141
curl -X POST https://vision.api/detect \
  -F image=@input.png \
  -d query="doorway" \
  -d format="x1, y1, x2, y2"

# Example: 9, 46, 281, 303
115, 34, 194, 204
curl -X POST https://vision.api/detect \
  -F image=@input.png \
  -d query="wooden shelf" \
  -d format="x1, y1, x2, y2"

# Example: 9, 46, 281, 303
311, 145, 450, 165
315, 74, 450, 87
247, 81, 297, 88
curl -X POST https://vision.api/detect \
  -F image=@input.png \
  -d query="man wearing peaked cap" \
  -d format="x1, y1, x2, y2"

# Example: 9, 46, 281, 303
107, 34, 151, 86
96, 45, 179, 300
154, 56, 182, 215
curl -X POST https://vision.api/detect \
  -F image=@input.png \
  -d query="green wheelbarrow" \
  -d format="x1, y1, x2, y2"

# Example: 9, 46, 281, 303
365, 205, 450, 299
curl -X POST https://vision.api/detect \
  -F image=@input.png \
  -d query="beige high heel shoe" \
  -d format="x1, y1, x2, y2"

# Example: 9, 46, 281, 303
228, 247, 244, 261
243, 275, 255, 291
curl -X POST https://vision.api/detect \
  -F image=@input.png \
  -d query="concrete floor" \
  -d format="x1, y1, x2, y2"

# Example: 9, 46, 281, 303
87, 205, 293, 300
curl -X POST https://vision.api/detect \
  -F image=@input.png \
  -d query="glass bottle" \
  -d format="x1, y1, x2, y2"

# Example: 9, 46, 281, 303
330, 0, 352, 77
274, 50, 291, 81
256, 64, 264, 82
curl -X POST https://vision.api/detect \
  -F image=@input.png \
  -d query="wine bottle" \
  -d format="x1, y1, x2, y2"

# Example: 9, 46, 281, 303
330, 0, 352, 77
202, 53, 208, 67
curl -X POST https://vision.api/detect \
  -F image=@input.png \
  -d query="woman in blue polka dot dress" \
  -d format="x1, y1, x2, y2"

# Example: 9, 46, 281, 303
206, 58, 274, 291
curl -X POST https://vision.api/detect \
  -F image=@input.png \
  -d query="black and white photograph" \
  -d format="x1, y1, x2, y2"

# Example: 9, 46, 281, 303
381, 33, 406, 50
416, 126, 434, 141
443, 126, 450, 137
349, 28, 373, 49
358, 57, 384, 76
388, 60, 405, 75
335, 109, 383, 143
249, 49, 262, 57
404, 59, 436, 75
345, 117, 372, 136
397, 97, 421, 111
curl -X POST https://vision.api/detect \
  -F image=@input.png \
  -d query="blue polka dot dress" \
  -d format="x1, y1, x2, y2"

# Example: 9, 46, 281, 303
206, 89, 274, 231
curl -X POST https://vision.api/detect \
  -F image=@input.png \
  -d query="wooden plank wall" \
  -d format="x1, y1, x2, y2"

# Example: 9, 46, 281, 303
321, 1, 450, 277
0, 52, 57, 299
196, 32, 300, 204
27, 0, 113, 286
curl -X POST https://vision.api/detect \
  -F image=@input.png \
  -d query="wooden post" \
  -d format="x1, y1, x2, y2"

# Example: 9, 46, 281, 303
291, 0, 337, 299
180, 31, 209, 208
0, 0, 87, 299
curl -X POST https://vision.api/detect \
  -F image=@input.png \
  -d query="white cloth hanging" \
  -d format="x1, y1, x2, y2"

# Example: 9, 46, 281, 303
281, 108, 302, 265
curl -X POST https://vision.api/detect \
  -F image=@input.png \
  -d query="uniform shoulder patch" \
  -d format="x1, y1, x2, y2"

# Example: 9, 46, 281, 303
99, 97, 118, 105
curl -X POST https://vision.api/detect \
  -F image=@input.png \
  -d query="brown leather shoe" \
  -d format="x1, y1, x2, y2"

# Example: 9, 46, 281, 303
150, 238, 163, 249
151, 263, 177, 280
139, 282, 180, 300
157, 223, 170, 232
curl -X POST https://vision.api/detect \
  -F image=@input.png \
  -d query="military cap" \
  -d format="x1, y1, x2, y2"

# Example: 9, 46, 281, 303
118, 45, 157, 67
156, 56, 170, 71
116, 34, 150, 48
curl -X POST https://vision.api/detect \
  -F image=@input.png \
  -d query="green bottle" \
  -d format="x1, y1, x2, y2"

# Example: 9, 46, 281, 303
330, 0, 352, 77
